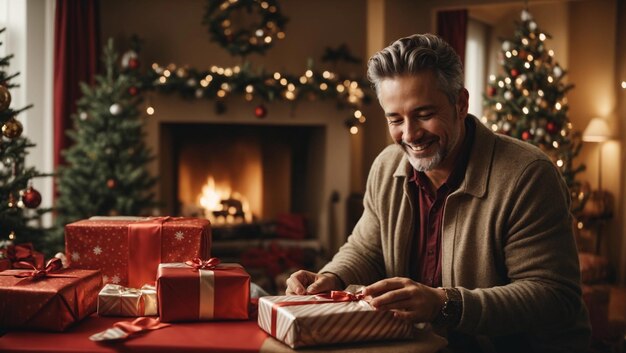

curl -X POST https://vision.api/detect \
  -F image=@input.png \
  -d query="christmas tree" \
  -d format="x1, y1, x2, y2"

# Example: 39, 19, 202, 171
51, 38, 157, 251
0, 28, 50, 248
482, 9, 585, 210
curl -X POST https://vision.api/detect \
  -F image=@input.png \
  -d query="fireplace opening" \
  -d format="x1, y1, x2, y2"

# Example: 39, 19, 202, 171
161, 123, 326, 238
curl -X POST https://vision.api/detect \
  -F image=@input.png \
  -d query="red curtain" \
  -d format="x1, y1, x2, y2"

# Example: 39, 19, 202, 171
436, 9, 468, 67
53, 0, 100, 170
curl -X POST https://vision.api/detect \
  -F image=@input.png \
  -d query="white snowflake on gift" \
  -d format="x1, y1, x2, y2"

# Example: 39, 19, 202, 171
111, 275, 121, 284
93, 246, 102, 255
71, 252, 80, 261
174, 231, 185, 241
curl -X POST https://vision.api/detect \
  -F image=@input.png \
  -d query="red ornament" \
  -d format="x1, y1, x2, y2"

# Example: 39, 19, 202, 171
487, 86, 496, 97
546, 122, 558, 134
107, 179, 117, 189
128, 58, 140, 70
128, 86, 139, 96
22, 186, 42, 208
521, 131, 532, 141
254, 104, 267, 118
510, 69, 519, 77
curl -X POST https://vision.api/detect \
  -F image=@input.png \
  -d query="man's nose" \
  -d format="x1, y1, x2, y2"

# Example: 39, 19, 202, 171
403, 120, 425, 142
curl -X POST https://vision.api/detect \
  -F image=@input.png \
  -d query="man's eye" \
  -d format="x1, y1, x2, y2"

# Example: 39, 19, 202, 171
417, 113, 434, 120
387, 119, 403, 125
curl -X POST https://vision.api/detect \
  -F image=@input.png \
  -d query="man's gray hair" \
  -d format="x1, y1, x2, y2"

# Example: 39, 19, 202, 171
367, 33, 464, 104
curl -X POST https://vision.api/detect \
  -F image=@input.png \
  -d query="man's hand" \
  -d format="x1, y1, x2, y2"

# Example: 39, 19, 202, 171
285, 270, 342, 295
361, 277, 446, 323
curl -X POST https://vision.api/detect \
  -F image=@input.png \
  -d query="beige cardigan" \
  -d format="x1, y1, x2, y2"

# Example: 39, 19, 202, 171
320, 116, 590, 352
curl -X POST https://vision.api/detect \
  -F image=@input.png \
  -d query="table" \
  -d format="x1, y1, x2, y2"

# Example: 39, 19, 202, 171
0, 315, 447, 353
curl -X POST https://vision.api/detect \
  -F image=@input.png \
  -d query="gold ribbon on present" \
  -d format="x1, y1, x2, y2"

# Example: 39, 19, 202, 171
98, 283, 157, 317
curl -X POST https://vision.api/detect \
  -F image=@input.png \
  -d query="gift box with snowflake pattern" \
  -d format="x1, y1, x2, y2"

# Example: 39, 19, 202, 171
65, 217, 211, 288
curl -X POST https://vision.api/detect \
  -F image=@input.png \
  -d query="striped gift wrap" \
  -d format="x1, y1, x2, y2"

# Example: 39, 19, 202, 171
257, 294, 418, 348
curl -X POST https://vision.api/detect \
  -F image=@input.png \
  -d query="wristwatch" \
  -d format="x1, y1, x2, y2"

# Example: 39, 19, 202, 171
432, 287, 462, 328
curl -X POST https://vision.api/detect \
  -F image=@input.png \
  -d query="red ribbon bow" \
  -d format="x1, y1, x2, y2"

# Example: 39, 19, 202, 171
15, 257, 63, 279
184, 257, 221, 270
317, 290, 366, 302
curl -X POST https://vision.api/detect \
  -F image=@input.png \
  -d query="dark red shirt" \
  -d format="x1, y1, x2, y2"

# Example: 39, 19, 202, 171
410, 118, 475, 288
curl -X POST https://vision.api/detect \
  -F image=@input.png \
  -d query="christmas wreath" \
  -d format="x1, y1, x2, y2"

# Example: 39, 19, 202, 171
203, 0, 288, 57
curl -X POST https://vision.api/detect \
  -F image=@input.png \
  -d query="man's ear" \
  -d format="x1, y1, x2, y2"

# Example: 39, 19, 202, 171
456, 88, 469, 119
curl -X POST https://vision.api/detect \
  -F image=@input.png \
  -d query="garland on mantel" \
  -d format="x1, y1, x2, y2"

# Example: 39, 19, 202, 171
143, 61, 372, 133
138, 0, 373, 134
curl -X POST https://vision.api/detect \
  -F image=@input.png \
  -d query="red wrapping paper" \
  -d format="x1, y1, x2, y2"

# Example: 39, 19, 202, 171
0, 243, 45, 270
157, 262, 250, 322
0, 268, 102, 331
65, 217, 211, 288
0, 259, 10, 272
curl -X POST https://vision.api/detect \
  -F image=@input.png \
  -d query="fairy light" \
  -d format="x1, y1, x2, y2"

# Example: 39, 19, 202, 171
496, 102, 502, 110
299, 76, 307, 84
336, 85, 345, 93
163, 70, 171, 77
498, 81, 505, 88
146, 106, 155, 115
320, 83, 328, 91
621, 81, 626, 89
279, 78, 288, 86
354, 110, 362, 118
556, 159, 564, 167
548, 50, 554, 56
158, 77, 167, 84
349, 126, 358, 135
522, 38, 529, 45
547, 76, 554, 83
305, 70, 313, 78
322, 71, 331, 79
555, 102, 562, 110
524, 62, 531, 69
504, 77, 512, 85
245, 85, 254, 93
522, 107, 529, 114
553, 141, 559, 148
491, 124, 498, 131
527, 54, 534, 61
273, 72, 281, 80
505, 51, 512, 58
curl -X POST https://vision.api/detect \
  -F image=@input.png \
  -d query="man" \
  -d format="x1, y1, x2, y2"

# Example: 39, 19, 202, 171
286, 34, 590, 352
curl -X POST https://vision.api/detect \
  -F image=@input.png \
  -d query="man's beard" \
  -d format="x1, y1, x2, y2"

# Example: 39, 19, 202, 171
404, 144, 445, 172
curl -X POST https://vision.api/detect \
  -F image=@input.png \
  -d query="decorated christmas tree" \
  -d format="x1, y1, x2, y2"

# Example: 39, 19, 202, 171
482, 9, 585, 210
51, 38, 157, 251
0, 28, 50, 248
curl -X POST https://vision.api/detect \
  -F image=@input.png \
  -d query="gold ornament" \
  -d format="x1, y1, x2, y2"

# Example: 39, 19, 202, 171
0, 85, 11, 111
2, 118, 23, 139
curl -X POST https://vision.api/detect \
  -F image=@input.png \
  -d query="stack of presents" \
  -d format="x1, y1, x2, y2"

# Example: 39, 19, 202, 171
0, 217, 423, 349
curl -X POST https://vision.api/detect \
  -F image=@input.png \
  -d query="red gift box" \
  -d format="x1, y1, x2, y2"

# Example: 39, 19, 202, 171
157, 259, 250, 322
65, 217, 211, 288
0, 266, 101, 331
0, 243, 45, 270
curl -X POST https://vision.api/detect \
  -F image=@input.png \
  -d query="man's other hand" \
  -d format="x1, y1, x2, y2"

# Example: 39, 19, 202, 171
285, 270, 342, 295
362, 277, 446, 323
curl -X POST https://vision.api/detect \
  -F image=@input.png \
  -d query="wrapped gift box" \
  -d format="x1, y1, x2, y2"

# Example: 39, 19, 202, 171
0, 242, 45, 270
157, 260, 249, 322
0, 267, 101, 331
98, 283, 158, 317
65, 217, 211, 288
258, 292, 418, 348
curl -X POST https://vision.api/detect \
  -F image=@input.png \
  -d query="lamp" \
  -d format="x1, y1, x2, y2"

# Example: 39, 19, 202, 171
582, 117, 613, 192
582, 117, 614, 254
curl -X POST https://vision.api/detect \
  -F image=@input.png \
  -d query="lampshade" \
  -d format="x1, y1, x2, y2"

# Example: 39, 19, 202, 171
582, 117, 613, 142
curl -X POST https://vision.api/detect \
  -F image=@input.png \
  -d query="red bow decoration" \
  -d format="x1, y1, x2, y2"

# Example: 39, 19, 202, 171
184, 257, 221, 270
15, 257, 63, 279
2, 243, 41, 269
90, 317, 170, 341
317, 290, 365, 302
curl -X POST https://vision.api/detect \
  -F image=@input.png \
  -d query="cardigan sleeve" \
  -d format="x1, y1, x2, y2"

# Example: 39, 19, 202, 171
318, 152, 388, 286
456, 159, 587, 338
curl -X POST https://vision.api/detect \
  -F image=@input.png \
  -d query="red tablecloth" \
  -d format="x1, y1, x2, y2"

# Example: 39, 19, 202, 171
0, 315, 447, 353
0, 315, 267, 353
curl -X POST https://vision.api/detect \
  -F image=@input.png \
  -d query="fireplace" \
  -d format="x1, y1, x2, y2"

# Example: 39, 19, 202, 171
162, 123, 325, 229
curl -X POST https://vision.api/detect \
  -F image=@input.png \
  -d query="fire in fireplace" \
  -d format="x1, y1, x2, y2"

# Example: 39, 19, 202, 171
161, 122, 325, 231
